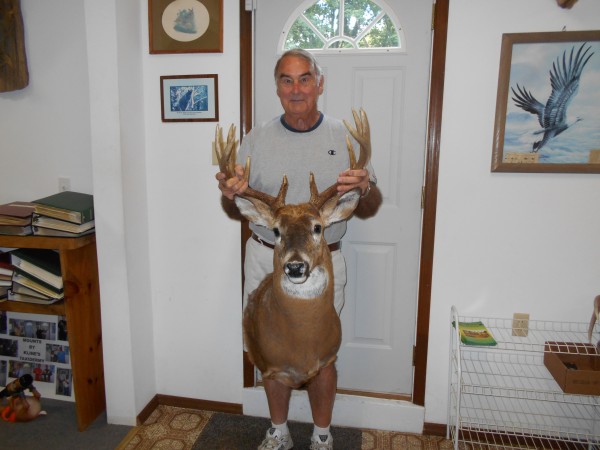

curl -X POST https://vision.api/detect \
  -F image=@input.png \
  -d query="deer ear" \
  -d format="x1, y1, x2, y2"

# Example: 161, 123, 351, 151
234, 196, 275, 228
320, 189, 361, 226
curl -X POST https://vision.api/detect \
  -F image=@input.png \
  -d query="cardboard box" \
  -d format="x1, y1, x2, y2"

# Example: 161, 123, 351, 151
544, 341, 600, 395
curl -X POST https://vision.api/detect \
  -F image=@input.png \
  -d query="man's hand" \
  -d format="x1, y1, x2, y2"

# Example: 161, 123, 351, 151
337, 168, 370, 195
216, 164, 248, 200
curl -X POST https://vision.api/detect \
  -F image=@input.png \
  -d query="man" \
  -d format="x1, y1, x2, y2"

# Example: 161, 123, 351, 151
216, 49, 381, 450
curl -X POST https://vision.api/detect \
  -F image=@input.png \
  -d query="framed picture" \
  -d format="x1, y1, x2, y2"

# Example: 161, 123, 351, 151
148, 0, 223, 54
160, 74, 219, 122
491, 30, 600, 173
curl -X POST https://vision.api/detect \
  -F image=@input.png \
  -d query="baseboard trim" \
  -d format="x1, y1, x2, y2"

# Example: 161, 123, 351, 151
423, 422, 447, 437
137, 395, 159, 425
136, 394, 243, 425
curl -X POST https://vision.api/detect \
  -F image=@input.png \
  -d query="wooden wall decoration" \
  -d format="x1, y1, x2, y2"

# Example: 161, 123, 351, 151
0, 0, 29, 92
557, 0, 578, 8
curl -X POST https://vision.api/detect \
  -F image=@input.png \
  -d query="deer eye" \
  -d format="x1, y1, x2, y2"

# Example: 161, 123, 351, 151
313, 224, 322, 234
273, 228, 280, 238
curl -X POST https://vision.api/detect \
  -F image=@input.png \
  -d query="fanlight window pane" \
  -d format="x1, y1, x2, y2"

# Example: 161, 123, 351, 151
286, 20, 325, 49
329, 40, 354, 49
343, 0, 381, 40
283, 0, 401, 51
358, 15, 399, 48
304, 0, 340, 40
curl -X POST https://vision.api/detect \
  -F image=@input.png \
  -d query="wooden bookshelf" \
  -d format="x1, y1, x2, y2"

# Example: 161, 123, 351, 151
0, 234, 105, 431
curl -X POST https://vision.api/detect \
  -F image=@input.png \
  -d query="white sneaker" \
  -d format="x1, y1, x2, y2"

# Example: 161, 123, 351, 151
310, 433, 333, 449
258, 427, 294, 450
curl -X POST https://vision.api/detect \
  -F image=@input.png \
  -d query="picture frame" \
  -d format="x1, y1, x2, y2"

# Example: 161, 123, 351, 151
148, 0, 223, 54
491, 30, 600, 173
160, 74, 219, 122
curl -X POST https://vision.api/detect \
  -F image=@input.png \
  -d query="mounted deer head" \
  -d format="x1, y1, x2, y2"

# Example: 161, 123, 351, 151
216, 109, 372, 387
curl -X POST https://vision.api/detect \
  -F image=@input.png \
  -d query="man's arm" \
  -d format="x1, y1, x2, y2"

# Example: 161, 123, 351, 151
216, 163, 247, 220
220, 196, 245, 221
336, 168, 382, 219
353, 181, 382, 219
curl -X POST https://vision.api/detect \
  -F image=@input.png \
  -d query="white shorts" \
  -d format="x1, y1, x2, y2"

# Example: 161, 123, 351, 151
242, 237, 347, 315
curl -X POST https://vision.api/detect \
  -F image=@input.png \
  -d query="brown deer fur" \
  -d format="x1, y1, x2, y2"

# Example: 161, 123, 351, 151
239, 197, 359, 387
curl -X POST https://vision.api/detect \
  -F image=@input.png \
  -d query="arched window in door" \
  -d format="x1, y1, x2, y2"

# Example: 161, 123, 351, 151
280, 0, 404, 52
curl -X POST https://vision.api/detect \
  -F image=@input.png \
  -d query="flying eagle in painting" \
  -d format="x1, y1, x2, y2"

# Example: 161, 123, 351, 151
511, 43, 594, 152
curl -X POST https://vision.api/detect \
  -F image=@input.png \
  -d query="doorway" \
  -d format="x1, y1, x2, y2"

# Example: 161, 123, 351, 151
238, 0, 448, 409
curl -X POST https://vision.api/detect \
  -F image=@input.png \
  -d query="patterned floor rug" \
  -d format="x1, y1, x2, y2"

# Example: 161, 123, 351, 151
118, 405, 454, 450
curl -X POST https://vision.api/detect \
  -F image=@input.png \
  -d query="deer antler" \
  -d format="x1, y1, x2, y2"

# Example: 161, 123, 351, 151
215, 123, 239, 177
215, 124, 288, 209
216, 109, 370, 210
343, 108, 371, 170
310, 108, 372, 208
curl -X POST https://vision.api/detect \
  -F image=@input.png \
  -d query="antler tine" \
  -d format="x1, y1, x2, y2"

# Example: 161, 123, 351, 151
309, 172, 339, 209
309, 172, 335, 206
215, 124, 239, 177
234, 161, 287, 209
345, 135, 357, 168
269, 175, 289, 210
314, 184, 339, 209
309, 173, 319, 204
343, 108, 371, 170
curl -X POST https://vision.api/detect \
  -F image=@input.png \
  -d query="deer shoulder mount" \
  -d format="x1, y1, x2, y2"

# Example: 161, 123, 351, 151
216, 109, 372, 388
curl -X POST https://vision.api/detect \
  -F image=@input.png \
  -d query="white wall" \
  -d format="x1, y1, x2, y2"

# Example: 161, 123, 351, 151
0, 0, 93, 201
140, 1, 243, 402
90, 0, 244, 422
426, 0, 600, 424
84, 0, 157, 424
2, 0, 599, 430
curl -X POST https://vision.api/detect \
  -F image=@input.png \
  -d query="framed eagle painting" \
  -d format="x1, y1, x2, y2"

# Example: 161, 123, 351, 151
491, 30, 600, 173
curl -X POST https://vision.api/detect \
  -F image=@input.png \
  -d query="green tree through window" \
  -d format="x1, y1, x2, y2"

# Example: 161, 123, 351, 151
284, 0, 401, 51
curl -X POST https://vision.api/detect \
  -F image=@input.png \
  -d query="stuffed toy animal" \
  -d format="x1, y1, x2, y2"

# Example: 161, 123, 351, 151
1, 374, 46, 422
1, 394, 46, 422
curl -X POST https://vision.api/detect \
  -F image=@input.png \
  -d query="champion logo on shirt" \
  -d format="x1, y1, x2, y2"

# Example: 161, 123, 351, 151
328, 149, 336, 156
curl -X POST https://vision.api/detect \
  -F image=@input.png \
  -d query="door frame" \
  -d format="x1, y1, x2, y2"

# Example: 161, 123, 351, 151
238, 0, 449, 406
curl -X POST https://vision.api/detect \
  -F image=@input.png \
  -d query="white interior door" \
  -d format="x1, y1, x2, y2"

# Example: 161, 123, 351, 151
253, 0, 432, 395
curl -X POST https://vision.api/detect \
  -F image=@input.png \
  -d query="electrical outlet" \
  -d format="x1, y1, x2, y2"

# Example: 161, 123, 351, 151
58, 177, 71, 192
512, 313, 529, 337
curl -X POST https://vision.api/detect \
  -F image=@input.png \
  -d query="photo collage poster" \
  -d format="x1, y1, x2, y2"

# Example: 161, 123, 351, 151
0, 311, 73, 402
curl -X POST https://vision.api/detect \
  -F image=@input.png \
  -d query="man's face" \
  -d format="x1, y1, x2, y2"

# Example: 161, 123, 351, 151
276, 56, 323, 118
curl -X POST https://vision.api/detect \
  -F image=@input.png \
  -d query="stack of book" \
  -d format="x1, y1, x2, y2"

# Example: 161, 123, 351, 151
0, 254, 14, 301
0, 201, 35, 235
9, 248, 64, 304
32, 191, 95, 237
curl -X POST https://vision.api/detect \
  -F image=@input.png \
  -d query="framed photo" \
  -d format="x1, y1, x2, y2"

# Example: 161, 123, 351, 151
148, 0, 223, 54
491, 30, 600, 173
160, 74, 219, 122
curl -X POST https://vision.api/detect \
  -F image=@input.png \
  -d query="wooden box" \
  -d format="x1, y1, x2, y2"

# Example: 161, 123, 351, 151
544, 341, 600, 396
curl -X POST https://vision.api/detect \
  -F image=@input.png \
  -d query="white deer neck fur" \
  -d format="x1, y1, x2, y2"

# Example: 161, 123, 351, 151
279, 265, 328, 299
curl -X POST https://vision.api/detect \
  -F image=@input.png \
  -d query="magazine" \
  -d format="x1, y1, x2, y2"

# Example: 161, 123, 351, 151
456, 321, 497, 346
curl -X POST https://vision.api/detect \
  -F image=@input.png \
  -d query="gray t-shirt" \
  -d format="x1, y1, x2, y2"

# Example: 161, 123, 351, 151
238, 113, 374, 244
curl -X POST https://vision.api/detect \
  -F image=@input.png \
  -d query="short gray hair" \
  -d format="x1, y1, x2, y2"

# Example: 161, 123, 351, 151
274, 49, 323, 81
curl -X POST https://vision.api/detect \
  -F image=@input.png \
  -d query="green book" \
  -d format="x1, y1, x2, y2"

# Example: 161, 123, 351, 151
456, 321, 497, 346
12, 270, 64, 299
33, 191, 94, 224
11, 248, 63, 289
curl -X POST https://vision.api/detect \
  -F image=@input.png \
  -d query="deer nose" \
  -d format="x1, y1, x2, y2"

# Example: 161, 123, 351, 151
285, 262, 308, 279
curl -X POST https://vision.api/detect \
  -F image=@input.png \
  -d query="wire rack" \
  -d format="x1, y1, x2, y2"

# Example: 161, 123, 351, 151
448, 306, 600, 450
